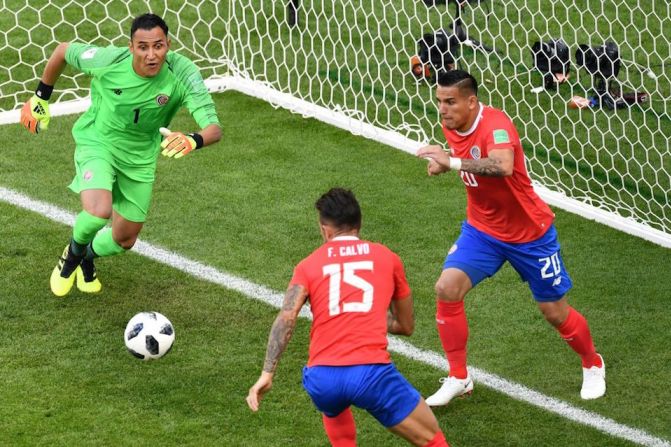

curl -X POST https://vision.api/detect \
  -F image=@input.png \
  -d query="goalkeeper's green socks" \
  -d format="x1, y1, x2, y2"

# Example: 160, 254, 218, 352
71, 211, 109, 256
75, 224, 125, 294
56, 208, 107, 280
91, 228, 127, 257
70, 210, 130, 258
52, 211, 125, 296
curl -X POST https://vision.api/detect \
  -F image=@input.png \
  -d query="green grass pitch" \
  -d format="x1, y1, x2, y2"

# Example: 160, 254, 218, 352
1, 91, 670, 446
1, 0, 670, 445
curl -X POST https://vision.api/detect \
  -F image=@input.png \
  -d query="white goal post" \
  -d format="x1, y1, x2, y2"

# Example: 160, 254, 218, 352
1, 0, 669, 247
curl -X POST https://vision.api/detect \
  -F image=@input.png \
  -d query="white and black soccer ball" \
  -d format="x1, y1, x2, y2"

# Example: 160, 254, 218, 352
124, 312, 175, 360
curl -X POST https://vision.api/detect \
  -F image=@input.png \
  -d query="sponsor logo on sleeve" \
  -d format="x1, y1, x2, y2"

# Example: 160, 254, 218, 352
493, 129, 510, 144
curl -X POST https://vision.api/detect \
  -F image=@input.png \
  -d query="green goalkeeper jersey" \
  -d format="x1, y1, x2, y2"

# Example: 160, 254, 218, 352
65, 43, 219, 181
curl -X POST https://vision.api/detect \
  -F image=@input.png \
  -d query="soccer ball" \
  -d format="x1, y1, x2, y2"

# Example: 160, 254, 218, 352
124, 312, 175, 360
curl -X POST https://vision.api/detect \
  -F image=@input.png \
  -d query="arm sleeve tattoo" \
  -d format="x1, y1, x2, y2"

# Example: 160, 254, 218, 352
262, 285, 306, 373
461, 157, 508, 177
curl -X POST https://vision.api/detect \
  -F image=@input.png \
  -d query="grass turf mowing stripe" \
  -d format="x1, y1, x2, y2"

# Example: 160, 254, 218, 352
1, 185, 669, 447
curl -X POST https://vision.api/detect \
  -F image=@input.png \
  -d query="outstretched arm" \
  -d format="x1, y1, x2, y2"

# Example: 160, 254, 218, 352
40, 42, 69, 87
246, 284, 309, 412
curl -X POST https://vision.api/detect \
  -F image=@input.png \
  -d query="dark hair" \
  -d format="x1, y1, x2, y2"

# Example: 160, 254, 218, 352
436, 69, 478, 97
315, 188, 362, 230
131, 13, 169, 39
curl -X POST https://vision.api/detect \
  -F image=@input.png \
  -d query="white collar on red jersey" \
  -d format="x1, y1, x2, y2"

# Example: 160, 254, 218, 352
331, 236, 360, 241
455, 102, 484, 137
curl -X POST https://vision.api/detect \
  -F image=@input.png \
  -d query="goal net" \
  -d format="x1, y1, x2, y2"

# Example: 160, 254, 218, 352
1, 0, 669, 246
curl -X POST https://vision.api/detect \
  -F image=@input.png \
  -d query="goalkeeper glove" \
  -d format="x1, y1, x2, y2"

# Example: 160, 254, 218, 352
21, 95, 51, 134
159, 127, 203, 159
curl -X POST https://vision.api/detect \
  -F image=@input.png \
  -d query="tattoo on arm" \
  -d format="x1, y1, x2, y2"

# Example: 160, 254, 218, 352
262, 317, 295, 373
461, 158, 507, 177
281, 284, 304, 311
262, 285, 305, 373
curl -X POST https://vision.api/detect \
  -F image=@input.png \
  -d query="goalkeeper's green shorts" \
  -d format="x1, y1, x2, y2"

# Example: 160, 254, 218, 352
68, 148, 154, 223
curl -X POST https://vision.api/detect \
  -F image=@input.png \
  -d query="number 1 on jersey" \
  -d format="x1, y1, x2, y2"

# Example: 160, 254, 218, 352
323, 261, 374, 316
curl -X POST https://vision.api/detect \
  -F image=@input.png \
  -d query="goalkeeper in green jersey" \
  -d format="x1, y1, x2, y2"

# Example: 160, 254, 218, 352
20, 13, 222, 297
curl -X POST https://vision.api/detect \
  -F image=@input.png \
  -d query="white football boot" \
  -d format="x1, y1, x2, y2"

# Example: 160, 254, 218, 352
580, 354, 606, 400
425, 375, 474, 406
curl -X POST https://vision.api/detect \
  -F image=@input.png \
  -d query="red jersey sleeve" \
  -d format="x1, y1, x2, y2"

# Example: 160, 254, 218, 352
290, 261, 309, 289
484, 113, 516, 152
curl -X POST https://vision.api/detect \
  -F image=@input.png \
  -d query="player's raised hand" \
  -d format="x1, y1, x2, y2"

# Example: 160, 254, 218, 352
159, 127, 197, 159
20, 95, 51, 134
246, 372, 274, 412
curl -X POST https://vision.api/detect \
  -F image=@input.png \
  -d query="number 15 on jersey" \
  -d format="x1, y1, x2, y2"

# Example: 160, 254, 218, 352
323, 261, 374, 316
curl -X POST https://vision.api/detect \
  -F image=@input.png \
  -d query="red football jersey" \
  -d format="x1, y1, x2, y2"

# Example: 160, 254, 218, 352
442, 104, 555, 242
290, 236, 411, 367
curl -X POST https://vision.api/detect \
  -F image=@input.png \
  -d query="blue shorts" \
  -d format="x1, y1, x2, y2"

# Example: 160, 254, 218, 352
302, 363, 420, 428
443, 221, 573, 302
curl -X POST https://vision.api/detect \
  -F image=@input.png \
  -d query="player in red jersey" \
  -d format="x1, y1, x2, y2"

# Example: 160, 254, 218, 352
416, 70, 605, 406
247, 188, 449, 447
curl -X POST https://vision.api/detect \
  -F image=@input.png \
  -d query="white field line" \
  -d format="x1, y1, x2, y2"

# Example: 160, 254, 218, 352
1, 185, 669, 447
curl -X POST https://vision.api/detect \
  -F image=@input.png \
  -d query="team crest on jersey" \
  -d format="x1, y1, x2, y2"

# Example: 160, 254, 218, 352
470, 146, 481, 159
156, 94, 170, 106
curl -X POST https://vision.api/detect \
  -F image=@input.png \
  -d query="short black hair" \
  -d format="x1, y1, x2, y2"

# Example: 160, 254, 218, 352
436, 70, 478, 97
131, 13, 169, 39
315, 188, 362, 230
